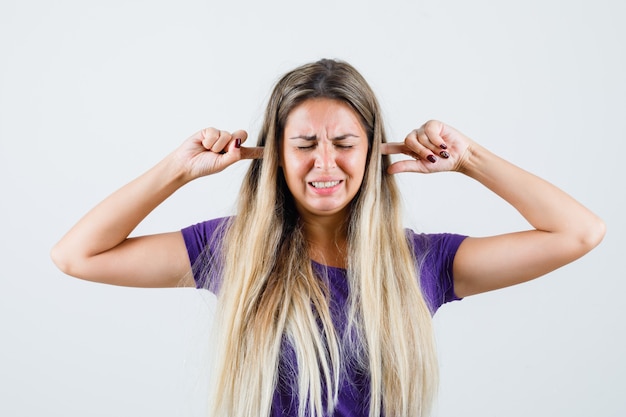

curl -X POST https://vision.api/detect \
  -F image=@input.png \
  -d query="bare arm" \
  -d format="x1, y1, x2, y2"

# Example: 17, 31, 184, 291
382, 121, 606, 298
51, 128, 262, 288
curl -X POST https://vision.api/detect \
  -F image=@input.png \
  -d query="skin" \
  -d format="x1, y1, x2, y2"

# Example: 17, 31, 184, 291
280, 99, 369, 267
382, 122, 606, 296
51, 98, 606, 297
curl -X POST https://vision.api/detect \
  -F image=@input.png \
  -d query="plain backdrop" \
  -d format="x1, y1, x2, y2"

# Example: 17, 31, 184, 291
1, 0, 624, 416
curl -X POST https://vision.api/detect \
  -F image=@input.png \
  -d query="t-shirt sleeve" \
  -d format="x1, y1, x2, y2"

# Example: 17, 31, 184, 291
409, 231, 468, 314
181, 217, 230, 291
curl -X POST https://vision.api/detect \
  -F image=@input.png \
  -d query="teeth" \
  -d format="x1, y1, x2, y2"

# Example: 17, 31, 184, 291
311, 180, 340, 189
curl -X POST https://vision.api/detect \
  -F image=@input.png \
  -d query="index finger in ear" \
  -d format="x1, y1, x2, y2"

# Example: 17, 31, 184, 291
240, 146, 264, 159
380, 142, 407, 155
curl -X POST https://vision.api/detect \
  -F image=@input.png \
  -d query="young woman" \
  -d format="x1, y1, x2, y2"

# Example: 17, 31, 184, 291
51, 59, 605, 417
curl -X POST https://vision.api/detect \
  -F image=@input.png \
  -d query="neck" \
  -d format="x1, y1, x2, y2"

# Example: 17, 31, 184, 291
300, 213, 349, 268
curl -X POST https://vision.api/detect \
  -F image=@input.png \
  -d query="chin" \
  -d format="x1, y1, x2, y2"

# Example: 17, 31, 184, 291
304, 204, 351, 218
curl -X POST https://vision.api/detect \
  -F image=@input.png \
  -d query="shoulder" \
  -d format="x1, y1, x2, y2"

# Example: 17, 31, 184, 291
406, 229, 468, 313
182, 217, 231, 245
181, 216, 232, 264
180, 217, 233, 292
406, 229, 467, 259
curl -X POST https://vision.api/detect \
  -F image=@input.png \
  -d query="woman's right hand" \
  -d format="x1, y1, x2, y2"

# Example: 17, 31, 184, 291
174, 128, 263, 182
51, 127, 262, 288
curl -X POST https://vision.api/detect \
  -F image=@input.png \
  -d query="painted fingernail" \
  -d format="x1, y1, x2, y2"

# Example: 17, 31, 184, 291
440, 143, 448, 150
439, 151, 450, 158
427, 155, 437, 163
235, 138, 241, 148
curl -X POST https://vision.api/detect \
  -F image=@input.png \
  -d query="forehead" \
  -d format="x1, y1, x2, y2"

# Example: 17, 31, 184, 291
284, 98, 365, 134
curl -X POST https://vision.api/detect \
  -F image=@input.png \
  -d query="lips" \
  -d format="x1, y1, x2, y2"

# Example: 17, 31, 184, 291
310, 180, 342, 189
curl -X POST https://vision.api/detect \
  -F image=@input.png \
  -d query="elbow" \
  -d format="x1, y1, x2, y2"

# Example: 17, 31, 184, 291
50, 242, 77, 277
50, 243, 67, 273
577, 215, 606, 254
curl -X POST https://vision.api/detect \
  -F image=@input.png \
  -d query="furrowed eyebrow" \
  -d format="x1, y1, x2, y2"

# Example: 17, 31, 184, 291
288, 135, 317, 141
331, 134, 359, 141
287, 134, 359, 141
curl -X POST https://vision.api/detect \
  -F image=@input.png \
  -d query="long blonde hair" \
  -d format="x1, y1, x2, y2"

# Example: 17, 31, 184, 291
203, 59, 438, 417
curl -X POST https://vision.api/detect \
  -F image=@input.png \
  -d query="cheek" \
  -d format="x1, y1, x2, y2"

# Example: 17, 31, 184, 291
283, 154, 309, 184
344, 152, 368, 179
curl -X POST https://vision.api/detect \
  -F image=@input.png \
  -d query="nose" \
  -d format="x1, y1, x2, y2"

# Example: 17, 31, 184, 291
314, 142, 336, 170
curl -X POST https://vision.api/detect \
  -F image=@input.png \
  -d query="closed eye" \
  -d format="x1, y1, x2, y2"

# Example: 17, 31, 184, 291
333, 134, 359, 149
296, 143, 354, 150
289, 134, 360, 150
335, 144, 353, 149
297, 145, 316, 150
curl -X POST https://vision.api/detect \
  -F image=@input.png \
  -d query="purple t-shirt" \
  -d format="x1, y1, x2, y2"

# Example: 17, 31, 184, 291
181, 217, 466, 416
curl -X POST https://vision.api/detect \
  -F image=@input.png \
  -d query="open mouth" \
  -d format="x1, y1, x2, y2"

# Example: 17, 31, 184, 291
309, 180, 342, 189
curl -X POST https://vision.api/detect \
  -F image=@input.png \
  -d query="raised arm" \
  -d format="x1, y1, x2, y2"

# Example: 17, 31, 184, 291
382, 121, 606, 298
51, 128, 262, 288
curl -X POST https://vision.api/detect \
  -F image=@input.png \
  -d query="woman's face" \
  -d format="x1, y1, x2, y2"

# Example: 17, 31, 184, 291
280, 98, 369, 222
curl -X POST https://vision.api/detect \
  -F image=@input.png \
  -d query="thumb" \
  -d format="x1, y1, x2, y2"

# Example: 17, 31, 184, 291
217, 137, 245, 166
387, 159, 427, 175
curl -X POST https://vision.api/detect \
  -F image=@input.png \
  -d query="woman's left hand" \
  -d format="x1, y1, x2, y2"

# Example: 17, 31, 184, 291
387, 121, 605, 299
382, 120, 472, 174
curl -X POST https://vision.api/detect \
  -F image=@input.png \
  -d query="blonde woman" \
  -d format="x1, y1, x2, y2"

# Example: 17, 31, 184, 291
51, 59, 605, 417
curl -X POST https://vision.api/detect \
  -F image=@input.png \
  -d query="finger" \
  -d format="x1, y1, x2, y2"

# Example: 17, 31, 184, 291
409, 128, 440, 164
200, 127, 221, 150
381, 142, 406, 155
381, 142, 421, 160
240, 146, 264, 159
211, 130, 234, 153
229, 130, 261, 158
231, 129, 249, 144
386, 159, 428, 175
210, 137, 243, 168
421, 120, 449, 152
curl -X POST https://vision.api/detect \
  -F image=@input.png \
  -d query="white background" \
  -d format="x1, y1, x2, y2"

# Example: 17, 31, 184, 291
1, 0, 624, 416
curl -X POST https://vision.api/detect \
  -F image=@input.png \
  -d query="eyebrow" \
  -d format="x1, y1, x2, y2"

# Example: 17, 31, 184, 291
288, 134, 359, 141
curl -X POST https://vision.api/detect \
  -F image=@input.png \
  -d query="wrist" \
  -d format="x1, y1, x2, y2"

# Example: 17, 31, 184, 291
454, 143, 478, 175
155, 153, 192, 189
455, 143, 496, 180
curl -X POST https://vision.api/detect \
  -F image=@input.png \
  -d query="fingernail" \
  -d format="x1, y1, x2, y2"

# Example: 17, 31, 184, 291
439, 151, 449, 158
427, 155, 437, 163
440, 143, 448, 150
235, 138, 241, 148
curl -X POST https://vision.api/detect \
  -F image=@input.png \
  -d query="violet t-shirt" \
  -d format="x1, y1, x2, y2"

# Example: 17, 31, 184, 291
181, 217, 467, 417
